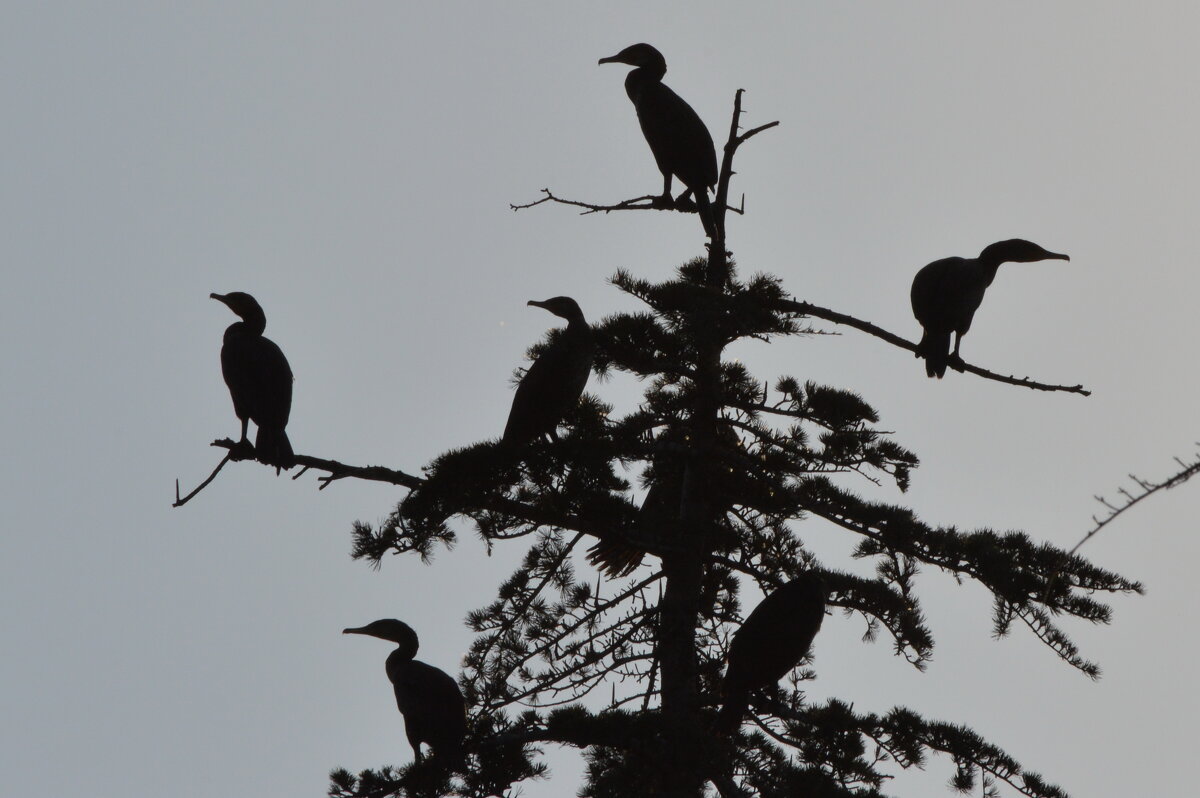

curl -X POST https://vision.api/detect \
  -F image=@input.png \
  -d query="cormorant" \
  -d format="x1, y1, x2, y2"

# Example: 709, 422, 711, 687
343, 619, 467, 765
910, 239, 1069, 378
501, 297, 594, 449
717, 573, 827, 732
599, 43, 718, 237
211, 292, 295, 470
586, 466, 680, 577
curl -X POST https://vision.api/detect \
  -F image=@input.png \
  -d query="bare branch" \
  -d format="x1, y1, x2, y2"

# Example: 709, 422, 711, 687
773, 297, 1091, 396
509, 187, 744, 218
173, 452, 233, 507
714, 89, 778, 240
206, 437, 424, 489
1066, 446, 1200, 557
511, 187, 661, 214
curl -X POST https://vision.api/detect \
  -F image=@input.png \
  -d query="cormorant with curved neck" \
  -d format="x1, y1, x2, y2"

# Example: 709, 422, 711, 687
211, 292, 295, 470
599, 43, 718, 237
343, 619, 467, 766
717, 573, 827, 732
910, 239, 1070, 378
502, 297, 594, 449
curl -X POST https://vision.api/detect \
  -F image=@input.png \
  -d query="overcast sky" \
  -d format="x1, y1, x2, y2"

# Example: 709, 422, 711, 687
4, 3, 1198, 796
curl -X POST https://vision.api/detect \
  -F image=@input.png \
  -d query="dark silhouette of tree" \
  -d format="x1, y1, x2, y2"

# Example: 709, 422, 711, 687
177, 84, 1137, 798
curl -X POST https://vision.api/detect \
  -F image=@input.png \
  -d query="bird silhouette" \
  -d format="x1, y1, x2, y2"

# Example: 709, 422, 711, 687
910, 239, 1069, 378
599, 43, 718, 237
501, 297, 594, 450
211, 292, 295, 470
586, 459, 682, 577
343, 619, 467, 766
718, 574, 827, 732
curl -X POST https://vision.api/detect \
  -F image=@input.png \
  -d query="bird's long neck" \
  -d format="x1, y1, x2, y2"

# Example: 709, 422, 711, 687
972, 253, 1004, 289
234, 308, 267, 336
224, 318, 263, 342
624, 63, 665, 104
564, 313, 592, 345
390, 639, 418, 663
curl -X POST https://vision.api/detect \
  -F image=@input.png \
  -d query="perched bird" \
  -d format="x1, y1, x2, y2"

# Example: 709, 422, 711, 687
501, 297, 594, 449
211, 292, 295, 470
718, 573, 827, 732
343, 619, 467, 766
599, 43, 718, 237
910, 239, 1070, 378
586, 460, 682, 577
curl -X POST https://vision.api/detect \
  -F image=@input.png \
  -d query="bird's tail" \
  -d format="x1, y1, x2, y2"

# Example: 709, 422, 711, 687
255, 426, 296, 471
715, 689, 747, 733
693, 188, 716, 239
586, 536, 646, 578
916, 331, 951, 379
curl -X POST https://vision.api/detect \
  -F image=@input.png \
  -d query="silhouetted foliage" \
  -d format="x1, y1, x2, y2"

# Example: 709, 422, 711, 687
178, 80, 1142, 798
332, 234, 1136, 796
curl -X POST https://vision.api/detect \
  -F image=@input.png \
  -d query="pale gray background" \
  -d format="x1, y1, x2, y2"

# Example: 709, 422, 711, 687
3, 3, 1196, 796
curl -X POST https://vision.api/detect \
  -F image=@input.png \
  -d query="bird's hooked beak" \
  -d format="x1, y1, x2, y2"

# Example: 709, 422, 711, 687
598, 54, 621, 65
1048, 252, 1070, 261
343, 626, 371, 636
527, 299, 548, 310
210, 292, 229, 304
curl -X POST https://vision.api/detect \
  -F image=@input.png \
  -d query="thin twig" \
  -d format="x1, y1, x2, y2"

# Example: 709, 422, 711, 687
511, 188, 659, 214
1067, 448, 1200, 557
173, 452, 233, 507
774, 297, 1091, 396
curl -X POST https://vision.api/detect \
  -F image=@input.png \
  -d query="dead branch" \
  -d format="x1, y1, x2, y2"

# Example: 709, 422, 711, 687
172, 438, 424, 508
1068, 446, 1200, 557
774, 297, 1091, 396
714, 88, 778, 236
173, 452, 233, 507
509, 187, 746, 218
209, 437, 423, 490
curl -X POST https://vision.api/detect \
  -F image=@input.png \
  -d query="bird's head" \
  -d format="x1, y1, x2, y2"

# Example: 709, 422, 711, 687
210, 291, 265, 321
343, 619, 419, 657
779, 570, 827, 601
599, 43, 666, 71
528, 296, 585, 323
979, 239, 1070, 265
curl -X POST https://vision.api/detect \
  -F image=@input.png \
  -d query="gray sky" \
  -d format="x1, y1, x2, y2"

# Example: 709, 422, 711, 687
3, 3, 1197, 796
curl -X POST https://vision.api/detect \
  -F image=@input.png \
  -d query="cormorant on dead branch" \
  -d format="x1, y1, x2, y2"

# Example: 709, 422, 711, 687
343, 619, 467, 765
211, 292, 295, 470
501, 297, 594, 449
599, 43, 718, 237
910, 239, 1069, 378
718, 573, 827, 732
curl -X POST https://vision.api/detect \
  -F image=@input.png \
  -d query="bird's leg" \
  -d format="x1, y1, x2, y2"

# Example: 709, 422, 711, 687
949, 334, 966, 371
231, 419, 256, 460
652, 172, 675, 209
673, 187, 697, 213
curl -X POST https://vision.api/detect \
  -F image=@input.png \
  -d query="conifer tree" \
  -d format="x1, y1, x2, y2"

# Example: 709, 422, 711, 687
180, 88, 1138, 798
